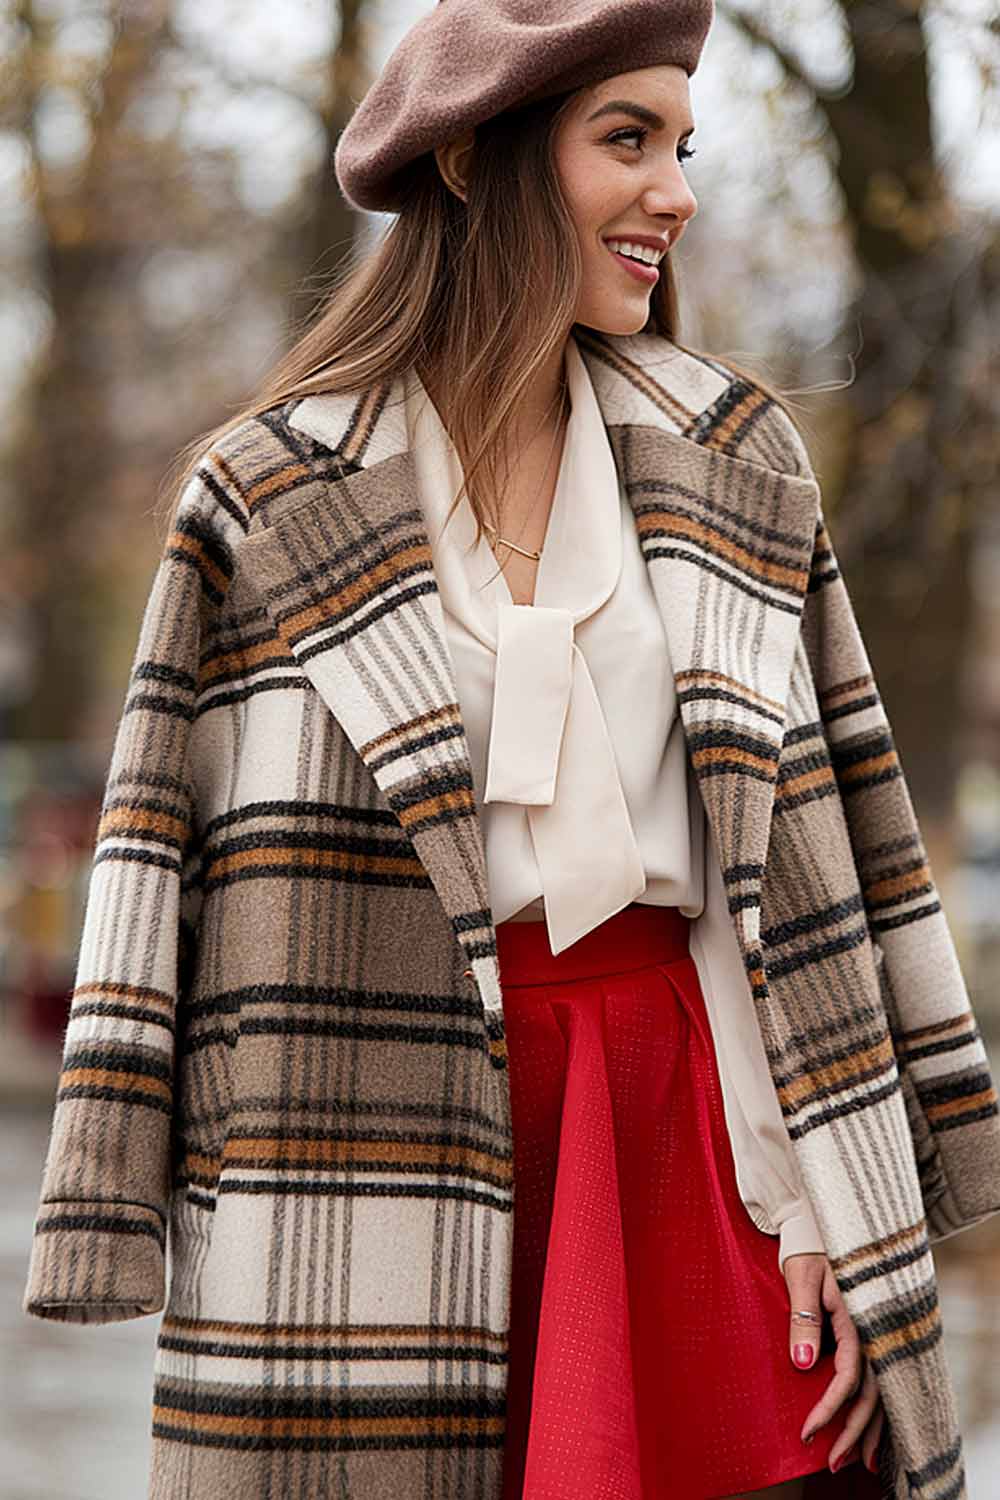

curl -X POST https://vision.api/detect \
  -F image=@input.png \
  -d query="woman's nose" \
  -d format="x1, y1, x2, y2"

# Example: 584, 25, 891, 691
641, 182, 697, 236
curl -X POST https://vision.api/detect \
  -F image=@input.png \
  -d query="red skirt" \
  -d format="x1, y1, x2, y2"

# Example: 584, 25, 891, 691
496, 901, 884, 1500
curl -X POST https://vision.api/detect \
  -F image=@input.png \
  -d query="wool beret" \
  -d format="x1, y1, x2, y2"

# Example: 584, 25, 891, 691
335, 0, 715, 214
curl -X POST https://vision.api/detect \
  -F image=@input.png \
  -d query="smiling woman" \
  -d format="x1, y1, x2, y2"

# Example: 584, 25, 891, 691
21, 3, 1000, 1500
416, 65, 703, 613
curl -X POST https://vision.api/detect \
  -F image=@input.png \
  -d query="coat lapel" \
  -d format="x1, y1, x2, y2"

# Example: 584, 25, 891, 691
238, 331, 821, 1046
575, 330, 821, 973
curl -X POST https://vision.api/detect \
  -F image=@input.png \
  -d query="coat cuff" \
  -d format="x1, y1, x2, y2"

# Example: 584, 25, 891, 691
777, 1203, 826, 1277
23, 1200, 166, 1324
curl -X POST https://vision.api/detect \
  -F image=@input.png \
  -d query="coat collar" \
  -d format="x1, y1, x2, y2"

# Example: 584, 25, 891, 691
239, 329, 821, 1058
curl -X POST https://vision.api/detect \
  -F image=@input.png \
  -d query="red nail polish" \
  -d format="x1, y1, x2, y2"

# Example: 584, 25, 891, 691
793, 1343, 815, 1368
831, 1446, 857, 1474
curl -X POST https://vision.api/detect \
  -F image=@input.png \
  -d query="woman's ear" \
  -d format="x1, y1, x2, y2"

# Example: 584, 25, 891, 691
434, 129, 476, 202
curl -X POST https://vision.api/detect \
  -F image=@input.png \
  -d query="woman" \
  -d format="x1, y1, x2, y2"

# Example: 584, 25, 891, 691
23, 3, 1000, 1499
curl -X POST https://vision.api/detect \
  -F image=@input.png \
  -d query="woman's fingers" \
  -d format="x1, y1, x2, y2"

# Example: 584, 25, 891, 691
800, 1351, 863, 1443
782, 1251, 826, 1368
800, 1261, 863, 1441
827, 1360, 883, 1473
860, 1399, 887, 1476
784, 1251, 887, 1473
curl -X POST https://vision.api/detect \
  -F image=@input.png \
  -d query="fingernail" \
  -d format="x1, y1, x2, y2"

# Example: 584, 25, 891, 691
867, 1452, 879, 1474
830, 1453, 844, 1473
802, 1430, 815, 1446
793, 1343, 815, 1368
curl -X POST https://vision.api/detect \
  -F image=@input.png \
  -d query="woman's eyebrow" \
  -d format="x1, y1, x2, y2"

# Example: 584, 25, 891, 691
585, 100, 695, 137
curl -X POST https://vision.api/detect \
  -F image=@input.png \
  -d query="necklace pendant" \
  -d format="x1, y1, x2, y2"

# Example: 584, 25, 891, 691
484, 523, 542, 561
483, 378, 567, 568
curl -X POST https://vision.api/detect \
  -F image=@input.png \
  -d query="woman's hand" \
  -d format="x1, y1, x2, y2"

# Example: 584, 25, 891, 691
783, 1250, 886, 1474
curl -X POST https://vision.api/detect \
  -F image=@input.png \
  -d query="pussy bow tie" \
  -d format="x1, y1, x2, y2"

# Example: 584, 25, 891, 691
408, 336, 646, 954
483, 591, 646, 952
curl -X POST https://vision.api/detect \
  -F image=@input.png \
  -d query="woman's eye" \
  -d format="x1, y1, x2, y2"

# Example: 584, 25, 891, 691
606, 126, 648, 150
606, 127, 697, 166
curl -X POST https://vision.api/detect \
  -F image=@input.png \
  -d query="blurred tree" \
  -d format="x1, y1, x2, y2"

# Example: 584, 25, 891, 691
294, 0, 368, 329
4, 0, 372, 742
9, 0, 172, 739
725, 0, 1000, 840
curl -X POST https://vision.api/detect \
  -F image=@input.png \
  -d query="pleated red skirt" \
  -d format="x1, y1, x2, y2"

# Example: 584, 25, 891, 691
496, 901, 884, 1500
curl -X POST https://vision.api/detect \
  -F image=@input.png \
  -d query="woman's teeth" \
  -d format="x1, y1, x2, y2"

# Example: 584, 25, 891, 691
604, 239, 665, 265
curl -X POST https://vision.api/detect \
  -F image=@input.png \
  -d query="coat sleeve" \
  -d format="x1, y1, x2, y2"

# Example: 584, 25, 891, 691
22, 457, 238, 1323
798, 503, 1000, 1242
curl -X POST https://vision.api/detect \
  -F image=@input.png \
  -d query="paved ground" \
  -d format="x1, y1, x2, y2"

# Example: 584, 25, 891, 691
2, 1109, 156, 1500
3, 1100, 999, 1499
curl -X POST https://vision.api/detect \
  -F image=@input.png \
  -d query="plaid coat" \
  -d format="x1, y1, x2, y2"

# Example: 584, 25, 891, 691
24, 328, 1000, 1500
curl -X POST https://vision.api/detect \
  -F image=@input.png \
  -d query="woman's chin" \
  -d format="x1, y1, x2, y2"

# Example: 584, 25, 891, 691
575, 299, 653, 338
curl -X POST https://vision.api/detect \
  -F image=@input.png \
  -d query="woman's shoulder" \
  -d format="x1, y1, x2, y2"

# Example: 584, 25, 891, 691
181, 389, 369, 543
581, 330, 817, 484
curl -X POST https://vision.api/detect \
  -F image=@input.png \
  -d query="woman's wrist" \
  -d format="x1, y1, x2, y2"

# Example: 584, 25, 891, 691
778, 1204, 826, 1276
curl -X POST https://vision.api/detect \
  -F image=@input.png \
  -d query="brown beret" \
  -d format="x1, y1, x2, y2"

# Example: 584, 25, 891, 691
335, 0, 715, 214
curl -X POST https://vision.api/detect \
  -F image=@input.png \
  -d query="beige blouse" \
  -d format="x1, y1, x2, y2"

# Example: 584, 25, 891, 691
403, 334, 825, 1272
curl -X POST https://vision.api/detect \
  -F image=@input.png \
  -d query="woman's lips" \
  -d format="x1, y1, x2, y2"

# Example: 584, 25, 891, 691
606, 243, 660, 284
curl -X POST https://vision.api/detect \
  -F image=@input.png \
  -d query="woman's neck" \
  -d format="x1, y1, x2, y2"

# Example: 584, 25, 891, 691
419, 339, 570, 451
507, 343, 570, 448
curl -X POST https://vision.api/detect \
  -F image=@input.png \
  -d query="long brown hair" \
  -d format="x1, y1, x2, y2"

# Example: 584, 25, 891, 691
155, 89, 815, 544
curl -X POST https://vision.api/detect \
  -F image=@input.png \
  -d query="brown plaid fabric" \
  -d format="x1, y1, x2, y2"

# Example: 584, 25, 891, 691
24, 328, 1000, 1500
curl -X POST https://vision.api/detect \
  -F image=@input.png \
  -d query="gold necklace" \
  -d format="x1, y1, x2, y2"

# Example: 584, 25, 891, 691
484, 380, 568, 563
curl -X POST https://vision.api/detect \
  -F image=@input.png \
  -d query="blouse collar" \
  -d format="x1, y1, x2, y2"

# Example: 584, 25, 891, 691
404, 331, 623, 639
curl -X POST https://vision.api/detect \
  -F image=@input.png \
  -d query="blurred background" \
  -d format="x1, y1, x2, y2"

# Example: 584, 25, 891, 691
2, 0, 999, 1495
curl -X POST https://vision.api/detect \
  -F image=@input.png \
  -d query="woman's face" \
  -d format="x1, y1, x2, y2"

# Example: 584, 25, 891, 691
552, 64, 698, 335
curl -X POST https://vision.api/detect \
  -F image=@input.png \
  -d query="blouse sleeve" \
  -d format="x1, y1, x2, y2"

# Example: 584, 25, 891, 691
687, 797, 826, 1276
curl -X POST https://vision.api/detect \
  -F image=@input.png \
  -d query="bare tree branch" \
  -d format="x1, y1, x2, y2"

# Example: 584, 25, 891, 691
716, 2, 850, 99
